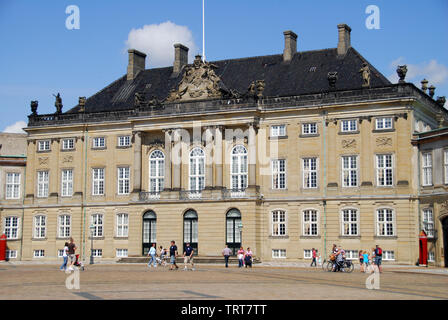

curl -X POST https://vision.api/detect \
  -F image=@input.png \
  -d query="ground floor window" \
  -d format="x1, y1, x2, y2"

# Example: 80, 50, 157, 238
345, 250, 358, 260
6, 250, 17, 259
272, 249, 286, 259
33, 250, 45, 258
93, 249, 103, 257
116, 249, 128, 257
383, 250, 395, 261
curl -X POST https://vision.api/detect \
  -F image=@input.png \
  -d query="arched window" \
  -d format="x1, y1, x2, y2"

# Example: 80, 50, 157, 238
149, 150, 165, 192
189, 148, 205, 191
231, 145, 248, 190
142, 210, 157, 255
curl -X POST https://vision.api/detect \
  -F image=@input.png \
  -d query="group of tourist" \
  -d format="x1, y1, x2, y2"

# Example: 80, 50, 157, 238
59, 237, 77, 272
359, 245, 383, 273
223, 245, 253, 268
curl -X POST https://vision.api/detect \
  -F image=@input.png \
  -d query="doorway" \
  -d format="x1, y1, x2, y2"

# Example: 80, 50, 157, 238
183, 210, 198, 255
226, 208, 242, 256
142, 210, 156, 256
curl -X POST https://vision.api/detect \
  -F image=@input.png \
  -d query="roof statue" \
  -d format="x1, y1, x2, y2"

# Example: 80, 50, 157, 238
53, 93, 63, 114
359, 62, 371, 87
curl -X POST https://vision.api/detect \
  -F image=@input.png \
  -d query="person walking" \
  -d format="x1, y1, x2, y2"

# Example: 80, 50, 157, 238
374, 245, 383, 273
169, 241, 179, 270
183, 242, 195, 271
67, 237, 77, 271
147, 243, 157, 268
159, 246, 166, 266
310, 248, 317, 267
60, 242, 69, 271
222, 245, 232, 268
362, 250, 370, 273
244, 247, 253, 268
237, 246, 245, 268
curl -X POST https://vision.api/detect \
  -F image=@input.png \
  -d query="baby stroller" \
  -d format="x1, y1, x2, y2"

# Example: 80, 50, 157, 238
74, 254, 85, 271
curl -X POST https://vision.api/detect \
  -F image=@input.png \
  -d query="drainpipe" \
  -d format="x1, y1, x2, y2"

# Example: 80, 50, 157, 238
81, 126, 88, 262
322, 111, 328, 257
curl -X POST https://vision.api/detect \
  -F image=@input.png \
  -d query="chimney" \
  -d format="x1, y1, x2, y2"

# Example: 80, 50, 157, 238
127, 49, 146, 81
337, 24, 351, 56
173, 43, 189, 74
283, 30, 298, 62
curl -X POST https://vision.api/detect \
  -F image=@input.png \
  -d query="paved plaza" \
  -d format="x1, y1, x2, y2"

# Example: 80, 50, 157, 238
0, 263, 447, 300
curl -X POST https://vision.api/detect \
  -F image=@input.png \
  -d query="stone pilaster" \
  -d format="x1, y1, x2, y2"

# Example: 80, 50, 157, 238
163, 129, 172, 190
248, 122, 257, 187
214, 125, 223, 188
132, 131, 142, 193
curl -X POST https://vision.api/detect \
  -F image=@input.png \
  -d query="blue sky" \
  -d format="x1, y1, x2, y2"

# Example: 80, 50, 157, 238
1, 0, 447, 132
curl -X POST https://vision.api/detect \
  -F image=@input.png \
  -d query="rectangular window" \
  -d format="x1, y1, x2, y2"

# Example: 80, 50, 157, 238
422, 208, 434, 238
38, 140, 51, 152
341, 209, 358, 236
377, 208, 395, 236
272, 210, 286, 236
341, 120, 357, 132
383, 251, 395, 261
116, 213, 129, 237
92, 168, 105, 196
61, 169, 73, 197
428, 251, 435, 262
6, 173, 21, 199
34, 215, 46, 239
58, 249, 64, 258
422, 152, 433, 186
272, 249, 286, 259
303, 158, 318, 188
303, 250, 312, 259
91, 214, 103, 237
303, 210, 318, 236
4, 217, 19, 239
118, 136, 131, 147
444, 149, 448, 184
58, 215, 71, 238
92, 137, 106, 149
116, 249, 128, 257
33, 250, 45, 258
272, 159, 286, 189
342, 156, 358, 187
6, 250, 17, 259
302, 123, 317, 135
93, 249, 103, 257
117, 167, 130, 195
345, 250, 358, 260
62, 138, 75, 150
376, 154, 393, 186
37, 171, 49, 198
271, 125, 286, 137
376, 117, 393, 130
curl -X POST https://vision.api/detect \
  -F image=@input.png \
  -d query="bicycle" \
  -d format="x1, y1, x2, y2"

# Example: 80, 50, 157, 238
323, 258, 354, 273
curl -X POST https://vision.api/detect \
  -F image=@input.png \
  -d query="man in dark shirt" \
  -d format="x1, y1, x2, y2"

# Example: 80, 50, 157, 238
169, 240, 179, 270
67, 237, 77, 271
183, 242, 195, 271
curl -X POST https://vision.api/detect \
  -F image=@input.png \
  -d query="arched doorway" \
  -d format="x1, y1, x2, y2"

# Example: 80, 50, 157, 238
184, 210, 198, 255
443, 217, 448, 268
142, 210, 156, 255
226, 208, 242, 255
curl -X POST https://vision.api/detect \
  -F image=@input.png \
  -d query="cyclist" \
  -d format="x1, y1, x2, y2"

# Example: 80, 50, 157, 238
334, 246, 346, 272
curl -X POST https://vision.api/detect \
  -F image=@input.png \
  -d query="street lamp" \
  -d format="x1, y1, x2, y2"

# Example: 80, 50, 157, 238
89, 224, 95, 265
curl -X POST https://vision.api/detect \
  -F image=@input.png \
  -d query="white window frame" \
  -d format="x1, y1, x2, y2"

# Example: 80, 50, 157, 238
302, 209, 319, 236
341, 119, 357, 132
38, 140, 51, 152
37, 170, 49, 198
117, 167, 130, 195
92, 168, 105, 196
345, 250, 358, 260
271, 210, 287, 236
383, 250, 395, 261
92, 249, 103, 257
231, 145, 248, 191
91, 214, 103, 237
376, 208, 395, 237
428, 251, 435, 262
118, 136, 131, 147
116, 249, 128, 257
272, 249, 286, 259
341, 155, 358, 187
189, 147, 205, 191
6, 250, 17, 259
341, 208, 359, 236
5, 172, 21, 199
92, 137, 106, 149
271, 125, 286, 137
422, 208, 434, 238
116, 213, 129, 238
303, 157, 318, 189
375, 117, 393, 130
149, 150, 165, 193
376, 154, 393, 187
34, 215, 46, 239
4, 216, 19, 240
61, 169, 73, 197
422, 152, 433, 186
303, 249, 312, 259
33, 250, 45, 258
58, 215, 71, 238
302, 123, 317, 135
62, 138, 75, 150
272, 159, 286, 189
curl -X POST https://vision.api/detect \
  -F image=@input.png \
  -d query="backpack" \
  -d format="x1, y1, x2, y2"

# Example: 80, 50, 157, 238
376, 247, 382, 256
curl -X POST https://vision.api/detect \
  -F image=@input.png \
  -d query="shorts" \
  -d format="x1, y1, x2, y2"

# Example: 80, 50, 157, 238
170, 255, 176, 264
184, 256, 194, 264
375, 256, 382, 266
69, 254, 76, 263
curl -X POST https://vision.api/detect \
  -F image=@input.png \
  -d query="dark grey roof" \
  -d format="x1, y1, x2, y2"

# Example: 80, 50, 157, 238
68, 47, 391, 113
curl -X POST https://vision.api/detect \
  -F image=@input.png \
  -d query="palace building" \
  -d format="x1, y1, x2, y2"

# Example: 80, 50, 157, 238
1, 24, 448, 265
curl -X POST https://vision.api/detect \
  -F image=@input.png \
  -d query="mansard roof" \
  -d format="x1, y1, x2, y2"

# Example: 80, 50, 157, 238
67, 47, 391, 113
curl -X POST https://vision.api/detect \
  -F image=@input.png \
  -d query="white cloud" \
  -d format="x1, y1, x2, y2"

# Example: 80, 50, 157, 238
388, 58, 448, 86
125, 21, 199, 68
3, 121, 27, 134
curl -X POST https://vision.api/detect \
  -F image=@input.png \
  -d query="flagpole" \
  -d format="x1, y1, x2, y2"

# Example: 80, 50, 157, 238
202, 0, 206, 62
